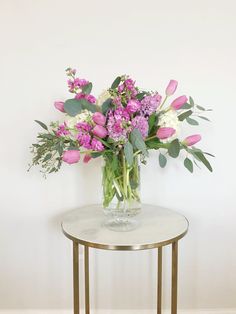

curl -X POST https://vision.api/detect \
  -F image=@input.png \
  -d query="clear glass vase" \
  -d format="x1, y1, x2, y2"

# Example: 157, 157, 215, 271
102, 151, 141, 231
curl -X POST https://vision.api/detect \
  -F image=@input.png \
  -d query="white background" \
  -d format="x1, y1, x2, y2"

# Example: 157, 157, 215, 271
0, 0, 235, 312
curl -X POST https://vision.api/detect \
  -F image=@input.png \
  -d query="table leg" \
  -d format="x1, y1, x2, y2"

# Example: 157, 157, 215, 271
73, 241, 79, 314
171, 241, 178, 314
84, 246, 90, 314
157, 247, 162, 314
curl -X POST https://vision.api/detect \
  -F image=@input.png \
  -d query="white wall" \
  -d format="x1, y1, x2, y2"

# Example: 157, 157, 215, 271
0, 0, 235, 311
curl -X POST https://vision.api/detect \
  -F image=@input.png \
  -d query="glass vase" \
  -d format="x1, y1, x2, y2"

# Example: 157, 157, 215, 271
102, 151, 141, 231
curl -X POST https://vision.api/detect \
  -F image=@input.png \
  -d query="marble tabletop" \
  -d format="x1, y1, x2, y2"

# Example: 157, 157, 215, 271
61, 204, 188, 250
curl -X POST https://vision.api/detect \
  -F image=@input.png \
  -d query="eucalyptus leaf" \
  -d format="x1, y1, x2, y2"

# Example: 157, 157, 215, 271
64, 99, 82, 116
35, 120, 48, 130
198, 116, 210, 121
82, 82, 92, 94
124, 141, 134, 166
181, 103, 192, 109
130, 129, 148, 156
159, 153, 167, 168
168, 139, 180, 158
80, 98, 97, 113
111, 76, 121, 89
189, 96, 194, 106
101, 98, 112, 114
184, 157, 193, 173
196, 105, 205, 111
136, 92, 146, 100
186, 117, 199, 125
178, 110, 193, 121
193, 151, 213, 172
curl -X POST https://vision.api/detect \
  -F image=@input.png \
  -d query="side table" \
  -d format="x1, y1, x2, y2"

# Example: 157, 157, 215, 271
61, 204, 188, 314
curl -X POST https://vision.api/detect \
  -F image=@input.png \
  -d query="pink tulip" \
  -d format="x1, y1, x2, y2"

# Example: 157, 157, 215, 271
184, 134, 201, 146
156, 127, 176, 139
171, 95, 188, 110
54, 101, 65, 112
62, 150, 80, 164
83, 154, 92, 163
165, 80, 178, 96
92, 125, 108, 138
92, 112, 106, 126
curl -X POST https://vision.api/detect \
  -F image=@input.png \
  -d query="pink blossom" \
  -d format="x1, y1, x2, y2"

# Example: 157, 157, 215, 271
156, 127, 176, 139
83, 154, 92, 163
92, 112, 106, 126
141, 94, 162, 116
118, 84, 125, 93
54, 101, 65, 113
62, 150, 80, 164
184, 134, 201, 146
76, 122, 92, 132
77, 133, 91, 149
92, 125, 108, 138
56, 123, 70, 137
165, 80, 178, 96
131, 115, 149, 138
91, 138, 104, 151
75, 93, 96, 104
126, 99, 141, 114
171, 95, 188, 110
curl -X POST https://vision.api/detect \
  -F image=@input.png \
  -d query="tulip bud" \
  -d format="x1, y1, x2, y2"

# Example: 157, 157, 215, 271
156, 127, 176, 139
92, 112, 106, 126
183, 134, 201, 146
62, 150, 80, 164
83, 154, 92, 163
54, 101, 65, 112
171, 95, 188, 110
92, 125, 108, 138
165, 80, 178, 96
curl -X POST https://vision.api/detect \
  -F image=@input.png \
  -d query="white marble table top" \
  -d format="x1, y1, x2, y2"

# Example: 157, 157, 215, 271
61, 204, 188, 250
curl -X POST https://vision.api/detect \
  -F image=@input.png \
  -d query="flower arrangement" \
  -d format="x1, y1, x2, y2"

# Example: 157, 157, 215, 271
30, 68, 213, 226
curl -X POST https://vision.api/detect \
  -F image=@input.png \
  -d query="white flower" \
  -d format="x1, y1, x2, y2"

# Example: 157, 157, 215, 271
96, 90, 111, 107
66, 110, 93, 129
158, 109, 180, 143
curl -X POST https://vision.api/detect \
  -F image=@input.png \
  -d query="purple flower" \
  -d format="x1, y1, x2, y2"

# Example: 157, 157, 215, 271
131, 115, 149, 139
107, 108, 130, 142
77, 133, 91, 149
141, 94, 162, 116
56, 123, 70, 137
113, 96, 122, 106
75, 93, 96, 104
76, 122, 92, 132
126, 99, 141, 114
124, 79, 135, 90
118, 84, 125, 93
91, 138, 104, 151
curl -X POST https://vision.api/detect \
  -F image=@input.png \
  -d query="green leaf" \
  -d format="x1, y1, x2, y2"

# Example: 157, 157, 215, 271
111, 76, 121, 89
124, 141, 134, 166
35, 120, 48, 130
186, 117, 199, 125
64, 99, 82, 116
148, 114, 157, 132
196, 105, 205, 111
189, 96, 194, 106
91, 152, 103, 158
198, 116, 210, 121
43, 153, 52, 162
193, 151, 213, 172
178, 110, 193, 121
181, 103, 192, 109
101, 98, 112, 114
184, 158, 193, 173
168, 139, 180, 158
146, 138, 164, 150
159, 153, 167, 168
130, 129, 148, 156
80, 98, 97, 113
203, 151, 215, 157
136, 92, 146, 100
81, 82, 92, 94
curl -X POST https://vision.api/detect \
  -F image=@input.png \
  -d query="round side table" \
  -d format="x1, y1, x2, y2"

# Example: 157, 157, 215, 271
61, 204, 188, 314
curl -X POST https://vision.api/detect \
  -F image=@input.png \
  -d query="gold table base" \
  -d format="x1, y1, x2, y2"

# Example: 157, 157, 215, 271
72, 241, 179, 314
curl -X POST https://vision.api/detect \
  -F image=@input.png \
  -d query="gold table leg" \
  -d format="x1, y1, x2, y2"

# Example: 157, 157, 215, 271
171, 241, 178, 314
157, 247, 162, 314
84, 246, 90, 314
73, 241, 79, 314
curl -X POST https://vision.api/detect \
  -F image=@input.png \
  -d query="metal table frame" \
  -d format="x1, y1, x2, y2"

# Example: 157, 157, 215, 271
63, 230, 187, 314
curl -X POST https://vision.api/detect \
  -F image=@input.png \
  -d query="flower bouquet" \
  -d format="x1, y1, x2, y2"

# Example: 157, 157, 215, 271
30, 68, 213, 231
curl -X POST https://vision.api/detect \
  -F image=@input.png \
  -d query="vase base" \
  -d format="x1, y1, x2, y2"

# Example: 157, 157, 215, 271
104, 217, 140, 232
